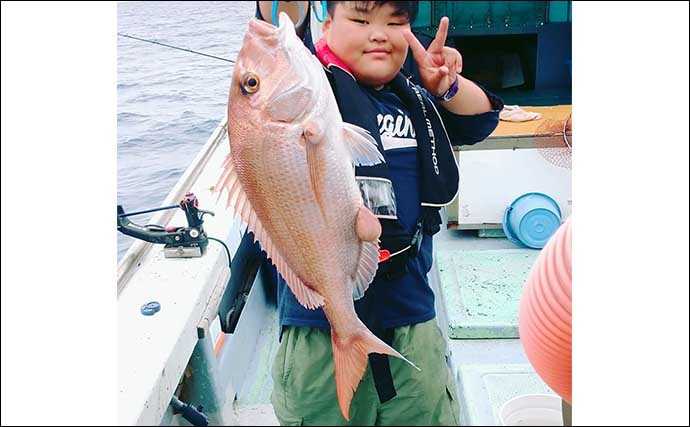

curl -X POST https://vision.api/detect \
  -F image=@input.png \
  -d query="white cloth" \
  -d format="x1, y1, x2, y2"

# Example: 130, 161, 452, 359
499, 105, 543, 122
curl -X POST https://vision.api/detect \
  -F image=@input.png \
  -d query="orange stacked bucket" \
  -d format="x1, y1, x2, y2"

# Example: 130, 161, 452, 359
518, 216, 572, 404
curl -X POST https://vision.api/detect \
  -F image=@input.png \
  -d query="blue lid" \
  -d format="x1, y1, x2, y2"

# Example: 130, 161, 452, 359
503, 192, 562, 249
517, 208, 562, 248
502, 205, 526, 248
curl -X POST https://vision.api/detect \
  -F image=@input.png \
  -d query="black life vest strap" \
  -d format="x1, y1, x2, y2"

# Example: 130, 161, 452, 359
368, 327, 397, 403
376, 207, 440, 280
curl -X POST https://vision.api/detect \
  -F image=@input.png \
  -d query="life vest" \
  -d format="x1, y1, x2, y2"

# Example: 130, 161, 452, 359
314, 40, 459, 278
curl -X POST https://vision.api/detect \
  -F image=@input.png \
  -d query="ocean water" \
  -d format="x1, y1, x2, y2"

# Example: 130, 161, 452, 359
117, 1, 254, 260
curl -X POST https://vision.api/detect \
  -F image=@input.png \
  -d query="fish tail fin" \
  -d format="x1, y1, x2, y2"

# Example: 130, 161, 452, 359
331, 326, 420, 420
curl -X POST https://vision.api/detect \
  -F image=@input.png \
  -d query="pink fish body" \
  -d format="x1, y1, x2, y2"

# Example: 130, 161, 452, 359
215, 13, 418, 420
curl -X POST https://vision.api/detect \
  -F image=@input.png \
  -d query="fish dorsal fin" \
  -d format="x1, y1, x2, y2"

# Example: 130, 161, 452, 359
352, 241, 380, 300
215, 154, 325, 309
342, 122, 385, 167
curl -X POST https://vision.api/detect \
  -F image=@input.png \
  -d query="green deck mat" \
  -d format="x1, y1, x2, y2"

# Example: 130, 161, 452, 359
436, 249, 540, 339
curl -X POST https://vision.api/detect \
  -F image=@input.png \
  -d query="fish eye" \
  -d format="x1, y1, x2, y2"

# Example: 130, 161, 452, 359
241, 72, 260, 94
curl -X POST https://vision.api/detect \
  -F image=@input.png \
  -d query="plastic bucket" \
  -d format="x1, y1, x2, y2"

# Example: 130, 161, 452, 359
503, 192, 562, 249
499, 394, 563, 426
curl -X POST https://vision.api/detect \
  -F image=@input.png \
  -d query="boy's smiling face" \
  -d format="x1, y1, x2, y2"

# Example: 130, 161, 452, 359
322, 2, 411, 87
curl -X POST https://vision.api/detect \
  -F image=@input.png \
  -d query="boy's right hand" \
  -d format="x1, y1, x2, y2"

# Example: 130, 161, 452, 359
403, 17, 463, 98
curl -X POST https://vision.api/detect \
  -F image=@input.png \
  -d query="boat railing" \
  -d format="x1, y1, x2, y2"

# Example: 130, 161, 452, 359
117, 115, 249, 425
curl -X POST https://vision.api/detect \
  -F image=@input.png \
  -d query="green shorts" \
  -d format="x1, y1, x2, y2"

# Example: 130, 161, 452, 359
270, 318, 460, 426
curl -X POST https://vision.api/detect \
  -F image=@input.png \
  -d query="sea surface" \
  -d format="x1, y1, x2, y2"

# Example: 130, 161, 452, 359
117, 1, 254, 260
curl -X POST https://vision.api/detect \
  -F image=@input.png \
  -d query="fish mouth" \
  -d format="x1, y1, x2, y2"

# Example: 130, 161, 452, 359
248, 12, 295, 38
248, 17, 277, 38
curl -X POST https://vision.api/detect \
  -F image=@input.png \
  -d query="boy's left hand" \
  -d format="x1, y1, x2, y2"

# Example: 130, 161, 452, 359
404, 17, 462, 98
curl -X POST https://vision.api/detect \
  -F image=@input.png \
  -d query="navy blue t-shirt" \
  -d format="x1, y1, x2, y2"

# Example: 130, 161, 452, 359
277, 85, 436, 330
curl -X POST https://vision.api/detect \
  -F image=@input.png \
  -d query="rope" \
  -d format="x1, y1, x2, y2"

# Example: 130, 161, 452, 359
562, 113, 572, 150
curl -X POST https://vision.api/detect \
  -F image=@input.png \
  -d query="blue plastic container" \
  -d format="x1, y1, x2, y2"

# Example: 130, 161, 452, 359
503, 193, 562, 249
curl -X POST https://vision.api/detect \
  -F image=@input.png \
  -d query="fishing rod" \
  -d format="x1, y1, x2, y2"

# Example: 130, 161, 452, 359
118, 1, 327, 62
117, 32, 235, 63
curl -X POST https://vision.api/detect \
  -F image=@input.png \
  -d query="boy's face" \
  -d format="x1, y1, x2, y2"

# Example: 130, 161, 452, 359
322, 2, 411, 87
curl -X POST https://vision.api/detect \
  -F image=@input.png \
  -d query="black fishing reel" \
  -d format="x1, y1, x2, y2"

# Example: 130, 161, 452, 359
117, 193, 214, 258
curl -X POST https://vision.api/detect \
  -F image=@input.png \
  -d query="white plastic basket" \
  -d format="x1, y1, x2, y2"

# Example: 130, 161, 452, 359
499, 394, 563, 426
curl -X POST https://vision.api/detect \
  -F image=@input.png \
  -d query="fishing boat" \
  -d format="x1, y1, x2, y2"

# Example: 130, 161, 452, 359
117, 1, 572, 425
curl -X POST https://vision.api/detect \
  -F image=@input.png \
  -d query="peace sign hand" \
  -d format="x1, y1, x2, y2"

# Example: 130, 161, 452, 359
403, 17, 463, 98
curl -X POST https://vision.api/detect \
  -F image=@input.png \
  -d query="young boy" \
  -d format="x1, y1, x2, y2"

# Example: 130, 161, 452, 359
251, 2, 504, 425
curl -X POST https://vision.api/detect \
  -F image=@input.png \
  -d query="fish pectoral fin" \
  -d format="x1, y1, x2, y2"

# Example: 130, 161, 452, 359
304, 125, 328, 221
342, 122, 385, 167
304, 120, 325, 144
331, 326, 420, 421
352, 240, 379, 300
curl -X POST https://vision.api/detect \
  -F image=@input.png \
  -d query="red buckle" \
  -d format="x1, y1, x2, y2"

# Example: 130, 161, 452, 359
378, 249, 391, 263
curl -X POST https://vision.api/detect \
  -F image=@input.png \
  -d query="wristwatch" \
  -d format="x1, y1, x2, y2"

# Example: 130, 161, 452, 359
435, 75, 460, 102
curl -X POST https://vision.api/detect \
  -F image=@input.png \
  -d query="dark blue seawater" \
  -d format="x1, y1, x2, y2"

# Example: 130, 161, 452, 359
117, 1, 254, 260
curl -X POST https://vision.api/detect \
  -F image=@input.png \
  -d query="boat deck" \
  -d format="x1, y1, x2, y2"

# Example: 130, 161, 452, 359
117, 116, 564, 426
232, 227, 557, 425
